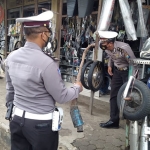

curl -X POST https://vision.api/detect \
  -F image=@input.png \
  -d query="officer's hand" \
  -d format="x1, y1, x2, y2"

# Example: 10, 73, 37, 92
108, 66, 113, 76
74, 82, 83, 92
89, 43, 95, 48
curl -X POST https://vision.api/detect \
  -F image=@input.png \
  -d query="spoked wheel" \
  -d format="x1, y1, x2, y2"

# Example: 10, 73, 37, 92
117, 80, 150, 121
51, 39, 57, 53
88, 61, 104, 92
81, 60, 93, 90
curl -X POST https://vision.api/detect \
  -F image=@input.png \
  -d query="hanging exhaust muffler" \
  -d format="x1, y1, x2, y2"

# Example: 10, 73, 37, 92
97, 0, 115, 31
118, 0, 137, 40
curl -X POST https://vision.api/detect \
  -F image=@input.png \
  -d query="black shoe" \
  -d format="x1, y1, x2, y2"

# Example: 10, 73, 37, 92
99, 120, 119, 129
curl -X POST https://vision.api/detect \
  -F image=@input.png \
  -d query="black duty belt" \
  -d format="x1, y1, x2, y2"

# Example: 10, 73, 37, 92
115, 66, 128, 71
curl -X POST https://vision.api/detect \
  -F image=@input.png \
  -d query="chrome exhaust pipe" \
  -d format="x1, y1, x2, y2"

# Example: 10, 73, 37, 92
129, 121, 139, 150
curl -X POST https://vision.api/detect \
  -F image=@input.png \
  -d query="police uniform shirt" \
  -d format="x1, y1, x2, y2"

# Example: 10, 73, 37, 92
5, 42, 81, 114
105, 41, 136, 68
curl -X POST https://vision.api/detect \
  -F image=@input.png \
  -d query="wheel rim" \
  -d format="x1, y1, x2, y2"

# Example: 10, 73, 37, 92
92, 62, 103, 89
83, 64, 92, 88
122, 87, 143, 113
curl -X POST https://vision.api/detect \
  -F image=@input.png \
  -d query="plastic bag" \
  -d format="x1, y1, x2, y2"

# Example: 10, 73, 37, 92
97, 0, 115, 31
140, 38, 150, 58
119, 0, 137, 40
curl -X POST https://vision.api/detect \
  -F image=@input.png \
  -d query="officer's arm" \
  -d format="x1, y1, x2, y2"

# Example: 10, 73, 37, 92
108, 57, 113, 67
42, 62, 80, 104
123, 45, 136, 63
5, 64, 14, 107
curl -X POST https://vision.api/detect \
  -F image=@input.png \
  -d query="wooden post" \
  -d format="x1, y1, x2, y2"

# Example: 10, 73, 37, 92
4, 0, 7, 58
89, 0, 103, 115
34, 0, 38, 15
51, 0, 63, 59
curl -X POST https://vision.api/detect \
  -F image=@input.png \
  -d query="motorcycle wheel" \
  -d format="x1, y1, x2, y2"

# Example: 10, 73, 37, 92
81, 60, 93, 90
51, 39, 57, 53
117, 80, 150, 121
88, 61, 104, 92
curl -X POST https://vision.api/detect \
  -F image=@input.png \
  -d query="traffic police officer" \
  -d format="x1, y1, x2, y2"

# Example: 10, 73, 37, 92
98, 31, 136, 129
5, 11, 83, 150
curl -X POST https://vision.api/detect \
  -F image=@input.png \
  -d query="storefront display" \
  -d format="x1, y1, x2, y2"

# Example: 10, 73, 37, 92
1, 0, 150, 83
4, 0, 51, 52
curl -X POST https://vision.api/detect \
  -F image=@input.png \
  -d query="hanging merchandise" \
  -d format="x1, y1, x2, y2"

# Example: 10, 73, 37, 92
78, 0, 94, 18
119, 0, 137, 41
9, 36, 15, 52
97, 0, 115, 31
0, 5, 4, 24
136, 0, 148, 38
130, 1, 139, 25
140, 38, 150, 59
0, 24, 5, 40
67, 0, 78, 17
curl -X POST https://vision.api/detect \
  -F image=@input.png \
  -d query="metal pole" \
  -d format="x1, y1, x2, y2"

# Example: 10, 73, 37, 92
129, 121, 139, 150
125, 120, 130, 150
125, 64, 133, 149
141, 64, 145, 79
89, 91, 94, 115
139, 116, 148, 150
89, 0, 102, 115
4, 0, 7, 58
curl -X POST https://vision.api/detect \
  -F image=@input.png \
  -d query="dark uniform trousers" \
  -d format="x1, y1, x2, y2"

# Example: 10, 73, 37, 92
10, 115, 58, 150
110, 67, 128, 123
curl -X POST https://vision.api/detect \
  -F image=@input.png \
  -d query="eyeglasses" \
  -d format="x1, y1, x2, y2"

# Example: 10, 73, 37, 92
32, 31, 51, 37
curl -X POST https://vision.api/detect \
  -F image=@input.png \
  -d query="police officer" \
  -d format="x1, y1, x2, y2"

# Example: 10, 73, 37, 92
5, 11, 83, 150
98, 31, 136, 129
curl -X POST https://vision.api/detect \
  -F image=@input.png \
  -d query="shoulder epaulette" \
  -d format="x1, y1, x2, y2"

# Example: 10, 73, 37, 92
42, 51, 59, 61
117, 47, 124, 52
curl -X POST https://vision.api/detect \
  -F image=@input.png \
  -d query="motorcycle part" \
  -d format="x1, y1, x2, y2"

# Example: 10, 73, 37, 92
81, 60, 93, 90
117, 80, 150, 121
140, 116, 148, 150
70, 105, 83, 132
65, 47, 74, 61
88, 61, 104, 92
129, 121, 139, 150
97, 0, 115, 31
51, 39, 57, 53
78, 0, 94, 18
119, 0, 137, 40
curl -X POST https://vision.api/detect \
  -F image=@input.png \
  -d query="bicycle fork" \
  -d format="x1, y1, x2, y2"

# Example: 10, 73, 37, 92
120, 75, 135, 119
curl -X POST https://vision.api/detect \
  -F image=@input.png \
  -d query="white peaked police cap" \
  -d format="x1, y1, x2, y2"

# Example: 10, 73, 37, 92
97, 31, 118, 39
16, 11, 53, 28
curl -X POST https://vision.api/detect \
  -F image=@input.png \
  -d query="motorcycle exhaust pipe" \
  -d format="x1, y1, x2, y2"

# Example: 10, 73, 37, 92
70, 105, 84, 132
129, 121, 139, 150
140, 116, 148, 150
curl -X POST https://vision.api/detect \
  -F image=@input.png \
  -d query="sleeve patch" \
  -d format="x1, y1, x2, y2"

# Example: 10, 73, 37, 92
57, 68, 61, 75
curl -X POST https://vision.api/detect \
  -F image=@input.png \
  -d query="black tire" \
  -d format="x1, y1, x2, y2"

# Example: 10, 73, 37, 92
81, 60, 93, 90
88, 61, 104, 92
51, 39, 57, 52
14, 41, 23, 50
117, 80, 150, 121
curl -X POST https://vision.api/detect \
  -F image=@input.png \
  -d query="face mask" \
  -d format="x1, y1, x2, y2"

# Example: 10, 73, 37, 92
100, 43, 108, 50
